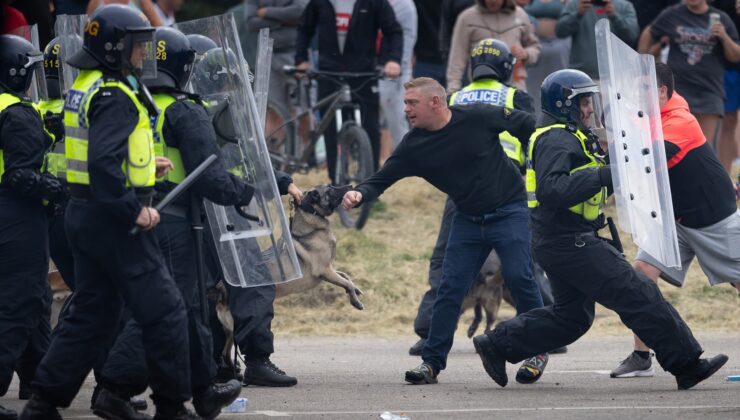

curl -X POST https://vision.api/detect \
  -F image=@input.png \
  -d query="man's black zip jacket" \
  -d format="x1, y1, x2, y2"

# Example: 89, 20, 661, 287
295, 0, 403, 71
355, 104, 534, 216
529, 116, 614, 237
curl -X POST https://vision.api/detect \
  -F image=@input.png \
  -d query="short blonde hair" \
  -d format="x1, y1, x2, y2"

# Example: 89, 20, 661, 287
404, 77, 447, 105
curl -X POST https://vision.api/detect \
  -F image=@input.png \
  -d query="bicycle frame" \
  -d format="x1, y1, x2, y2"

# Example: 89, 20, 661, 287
268, 68, 381, 174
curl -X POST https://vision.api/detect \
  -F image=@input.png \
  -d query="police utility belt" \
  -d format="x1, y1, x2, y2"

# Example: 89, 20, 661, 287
69, 184, 154, 206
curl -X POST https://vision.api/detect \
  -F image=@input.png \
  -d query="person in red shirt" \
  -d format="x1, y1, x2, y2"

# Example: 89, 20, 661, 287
1, 1, 28, 34
610, 62, 740, 379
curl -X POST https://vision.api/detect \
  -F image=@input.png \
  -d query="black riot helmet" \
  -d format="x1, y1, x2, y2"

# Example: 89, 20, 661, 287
0, 34, 44, 96
469, 38, 516, 83
43, 37, 62, 98
189, 47, 241, 94
145, 27, 195, 91
67, 4, 156, 77
186, 34, 217, 55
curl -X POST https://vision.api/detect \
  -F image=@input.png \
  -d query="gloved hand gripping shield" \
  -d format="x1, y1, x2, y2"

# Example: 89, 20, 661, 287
54, 14, 86, 96
595, 19, 680, 270
177, 14, 301, 287
7, 24, 47, 102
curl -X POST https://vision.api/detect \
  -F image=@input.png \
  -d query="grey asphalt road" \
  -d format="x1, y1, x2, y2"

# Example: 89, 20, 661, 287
3, 333, 739, 419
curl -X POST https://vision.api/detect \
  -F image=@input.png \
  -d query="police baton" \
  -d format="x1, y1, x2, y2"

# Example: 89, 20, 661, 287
129, 154, 218, 236
606, 216, 624, 254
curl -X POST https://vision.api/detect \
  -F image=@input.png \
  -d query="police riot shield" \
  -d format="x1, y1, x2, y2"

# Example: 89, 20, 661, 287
176, 14, 301, 287
54, 14, 86, 96
8, 24, 47, 102
595, 19, 680, 270
253, 28, 274, 126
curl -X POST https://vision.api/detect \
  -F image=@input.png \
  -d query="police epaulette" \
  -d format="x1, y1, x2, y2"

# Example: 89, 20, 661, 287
565, 123, 578, 133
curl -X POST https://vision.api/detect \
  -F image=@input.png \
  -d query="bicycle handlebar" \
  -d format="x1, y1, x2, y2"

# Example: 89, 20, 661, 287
283, 65, 385, 79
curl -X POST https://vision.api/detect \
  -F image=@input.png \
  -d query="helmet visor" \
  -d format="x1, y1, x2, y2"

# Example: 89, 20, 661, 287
569, 85, 604, 131
125, 29, 157, 79
25, 52, 48, 101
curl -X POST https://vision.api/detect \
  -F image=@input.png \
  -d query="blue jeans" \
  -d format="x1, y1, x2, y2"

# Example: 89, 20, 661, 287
421, 201, 543, 372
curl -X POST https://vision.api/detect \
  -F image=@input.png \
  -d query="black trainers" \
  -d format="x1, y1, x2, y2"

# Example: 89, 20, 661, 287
472, 333, 508, 387
18, 395, 62, 420
0, 404, 18, 420
408, 338, 426, 356
243, 359, 297, 387
92, 388, 152, 420
153, 408, 201, 420
515, 354, 548, 384
192, 380, 241, 419
404, 362, 438, 385
675, 354, 729, 390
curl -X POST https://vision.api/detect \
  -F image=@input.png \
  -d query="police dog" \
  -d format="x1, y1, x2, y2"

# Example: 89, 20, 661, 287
461, 251, 515, 338
210, 185, 363, 365
275, 184, 364, 310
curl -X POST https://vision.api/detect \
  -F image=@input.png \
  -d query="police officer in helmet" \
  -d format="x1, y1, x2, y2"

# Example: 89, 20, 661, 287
39, 36, 77, 291
0, 33, 64, 420
472, 69, 729, 391
449, 38, 534, 171
21, 5, 208, 420
95, 26, 252, 419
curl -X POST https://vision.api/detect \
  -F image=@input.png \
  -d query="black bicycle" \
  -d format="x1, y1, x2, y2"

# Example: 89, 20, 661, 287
266, 66, 382, 230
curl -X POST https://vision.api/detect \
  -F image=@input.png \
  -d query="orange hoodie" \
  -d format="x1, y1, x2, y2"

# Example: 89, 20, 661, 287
660, 92, 705, 169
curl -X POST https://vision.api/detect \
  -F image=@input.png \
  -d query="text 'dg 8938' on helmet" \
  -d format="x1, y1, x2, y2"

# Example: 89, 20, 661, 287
0, 34, 44, 96
67, 4, 156, 78
470, 38, 516, 83
146, 27, 195, 91
541, 69, 602, 129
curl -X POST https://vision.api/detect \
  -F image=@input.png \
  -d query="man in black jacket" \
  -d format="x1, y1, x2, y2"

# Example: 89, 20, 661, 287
472, 69, 728, 391
342, 77, 545, 385
295, 0, 403, 182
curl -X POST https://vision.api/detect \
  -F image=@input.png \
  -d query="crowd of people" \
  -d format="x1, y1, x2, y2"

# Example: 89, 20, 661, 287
0, 0, 739, 419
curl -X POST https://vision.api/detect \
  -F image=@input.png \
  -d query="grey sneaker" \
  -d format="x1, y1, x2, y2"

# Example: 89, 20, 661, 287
404, 362, 438, 385
610, 352, 655, 378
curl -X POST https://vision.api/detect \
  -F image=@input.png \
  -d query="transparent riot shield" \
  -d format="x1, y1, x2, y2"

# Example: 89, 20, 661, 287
595, 19, 680, 269
54, 14, 86, 96
8, 24, 47, 102
253, 28, 274, 127
177, 14, 301, 287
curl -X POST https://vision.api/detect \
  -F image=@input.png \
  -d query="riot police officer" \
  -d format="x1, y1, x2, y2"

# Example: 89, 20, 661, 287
186, 35, 301, 388
39, 36, 77, 290
449, 38, 534, 170
21, 6, 206, 419
0, 34, 64, 420
94, 26, 250, 420
473, 69, 729, 390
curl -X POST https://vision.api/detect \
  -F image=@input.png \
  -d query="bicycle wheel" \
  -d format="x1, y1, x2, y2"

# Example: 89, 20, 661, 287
265, 102, 294, 172
335, 122, 374, 229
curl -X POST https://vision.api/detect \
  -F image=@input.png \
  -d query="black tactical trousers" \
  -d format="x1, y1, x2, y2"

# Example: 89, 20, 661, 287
101, 213, 217, 394
32, 199, 191, 408
0, 194, 50, 396
488, 232, 703, 375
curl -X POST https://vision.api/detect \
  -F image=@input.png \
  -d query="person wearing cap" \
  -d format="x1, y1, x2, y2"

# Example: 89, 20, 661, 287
0, 33, 64, 420
20, 5, 207, 420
